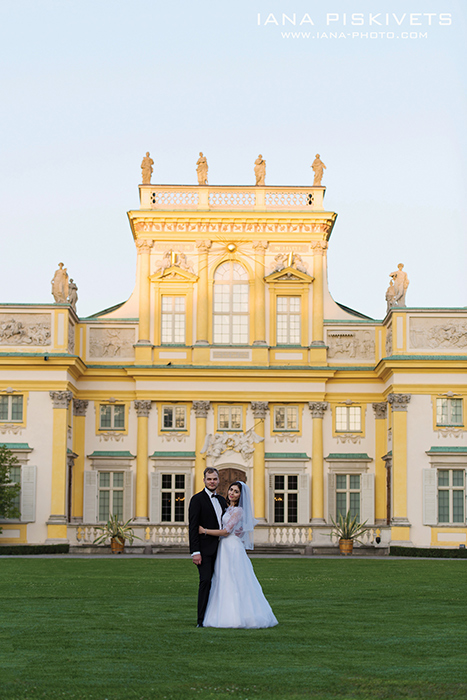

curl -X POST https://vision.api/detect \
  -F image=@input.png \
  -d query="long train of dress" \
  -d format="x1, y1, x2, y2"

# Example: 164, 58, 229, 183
203, 506, 278, 629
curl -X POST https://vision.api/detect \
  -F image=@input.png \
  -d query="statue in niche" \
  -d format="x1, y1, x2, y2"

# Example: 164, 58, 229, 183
311, 154, 326, 186
196, 152, 208, 185
141, 151, 154, 184
68, 279, 78, 311
51, 263, 69, 303
385, 279, 395, 313
389, 263, 409, 307
254, 155, 266, 186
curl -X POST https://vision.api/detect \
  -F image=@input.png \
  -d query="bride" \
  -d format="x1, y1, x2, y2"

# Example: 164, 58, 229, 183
199, 481, 278, 629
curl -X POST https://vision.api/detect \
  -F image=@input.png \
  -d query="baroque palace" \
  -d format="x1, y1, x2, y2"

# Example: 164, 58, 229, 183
1, 175, 466, 551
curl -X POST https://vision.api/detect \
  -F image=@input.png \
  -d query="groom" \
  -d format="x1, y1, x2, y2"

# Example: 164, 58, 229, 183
189, 467, 227, 627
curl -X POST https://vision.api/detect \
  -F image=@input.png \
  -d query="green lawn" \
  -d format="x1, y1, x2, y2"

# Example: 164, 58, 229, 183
1, 558, 466, 700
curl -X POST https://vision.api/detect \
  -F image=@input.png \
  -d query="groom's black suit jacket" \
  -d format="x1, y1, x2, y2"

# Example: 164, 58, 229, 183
189, 490, 228, 556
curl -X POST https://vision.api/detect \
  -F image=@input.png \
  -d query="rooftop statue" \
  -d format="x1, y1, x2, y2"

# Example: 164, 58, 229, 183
311, 154, 326, 186
68, 279, 78, 312
196, 152, 208, 185
389, 263, 410, 307
385, 279, 396, 313
141, 151, 154, 184
254, 154, 266, 186
51, 263, 69, 303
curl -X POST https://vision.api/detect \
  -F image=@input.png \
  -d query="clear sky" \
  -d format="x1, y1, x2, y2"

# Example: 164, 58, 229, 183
1, 0, 466, 319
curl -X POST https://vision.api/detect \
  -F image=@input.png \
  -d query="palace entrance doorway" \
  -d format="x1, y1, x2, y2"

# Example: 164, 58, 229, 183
217, 467, 246, 499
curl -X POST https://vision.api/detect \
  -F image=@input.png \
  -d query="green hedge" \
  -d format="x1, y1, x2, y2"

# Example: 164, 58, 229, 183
390, 545, 467, 559
0, 544, 69, 556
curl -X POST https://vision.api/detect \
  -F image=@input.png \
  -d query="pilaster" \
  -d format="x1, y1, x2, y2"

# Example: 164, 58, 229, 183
135, 239, 153, 363
251, 401, 269, 521
309, 401, 328, 523
388, 393, 411, 540
252, 241, 268, 346
72, 399, 88, 519
193, 400, 211, 492
195, 240, 211, 346
372, 402, 388, 522
310, 241, 327, 347
134, 400, 152, 521
47, 390, 73, 541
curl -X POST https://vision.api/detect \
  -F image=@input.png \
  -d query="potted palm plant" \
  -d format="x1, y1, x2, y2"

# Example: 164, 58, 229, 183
329, 510, 372, 555
93, 514, 142, 553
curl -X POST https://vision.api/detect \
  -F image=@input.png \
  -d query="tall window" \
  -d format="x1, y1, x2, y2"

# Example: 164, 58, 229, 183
162, 405, 186, 430
213, 262, 249, 344
161, 474, 186, 522
336, 474, 361, 520
438, 470, 465, 524
273, 406, 298, 431
0, 395, 23, 422
100, 404, 125, 430
336, 406, 361, 432
276, 297, 301, 345
218, 406, 242, 431
273, 475, 298, 523
161, 296, 186, 344
98, 472, 124, 521
436, 398, 463, 426
8, 465, 21, 517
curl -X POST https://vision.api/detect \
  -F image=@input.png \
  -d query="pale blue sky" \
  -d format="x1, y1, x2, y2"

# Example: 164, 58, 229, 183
1, 0, 466, 318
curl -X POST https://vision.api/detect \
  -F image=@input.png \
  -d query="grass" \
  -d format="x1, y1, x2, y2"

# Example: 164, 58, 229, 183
0, 558, 466, 700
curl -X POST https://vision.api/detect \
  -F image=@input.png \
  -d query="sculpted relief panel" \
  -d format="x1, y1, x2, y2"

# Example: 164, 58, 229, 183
89, 327, 136, 359
326, 329, 375, 362
0, 314, 51, 346
409, 317, 467, 350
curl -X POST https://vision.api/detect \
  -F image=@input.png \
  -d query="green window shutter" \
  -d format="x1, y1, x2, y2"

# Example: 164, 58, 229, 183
298, 474, 309, 524
20, 465, 36, 522
268, 474, 275, 524
149, 472, 160, 523
422, 468, 437, 526
327, 472, 336, 523
83, 471, 98, 523
361, 473, 375, 525
123, 471, 133, 521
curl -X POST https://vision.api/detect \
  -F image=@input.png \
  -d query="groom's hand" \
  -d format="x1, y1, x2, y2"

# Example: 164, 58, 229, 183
192, 554, 202, 566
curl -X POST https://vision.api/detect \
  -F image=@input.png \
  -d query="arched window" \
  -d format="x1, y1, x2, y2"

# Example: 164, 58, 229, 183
213, 262, 249, 344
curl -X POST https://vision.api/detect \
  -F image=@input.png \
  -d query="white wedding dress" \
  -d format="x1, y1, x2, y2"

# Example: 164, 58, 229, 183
203, 506, 278, 629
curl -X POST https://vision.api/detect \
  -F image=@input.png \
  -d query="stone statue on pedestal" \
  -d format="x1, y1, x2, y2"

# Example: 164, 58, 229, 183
141, 152, 154, 184
311, 154, 326, 186
389, 263, 410, 307
68, 279, 78, 311
196, 152, 208, 185
51, 263, 69, 303
254, 155, 266, 186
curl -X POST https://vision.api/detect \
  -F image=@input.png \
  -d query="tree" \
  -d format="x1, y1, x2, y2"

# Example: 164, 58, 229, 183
0, 445, 21, 532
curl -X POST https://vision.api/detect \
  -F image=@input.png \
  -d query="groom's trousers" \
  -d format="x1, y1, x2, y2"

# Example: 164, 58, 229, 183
197, 552, 217, 625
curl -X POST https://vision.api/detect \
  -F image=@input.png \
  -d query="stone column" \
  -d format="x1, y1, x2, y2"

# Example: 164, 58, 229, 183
251, 401, 269, 521
47, 391, 73, 542
252, 241, 268, 345
309, 401, 328, 523
195, 240, 211, 345
310, 242, 327, 345
134, 400, 152, 521
72, 399, 88, 520
372, 402, 388, 523
136, 239, 153, 347
193, 401, 211, 491
388, 394, 411, 538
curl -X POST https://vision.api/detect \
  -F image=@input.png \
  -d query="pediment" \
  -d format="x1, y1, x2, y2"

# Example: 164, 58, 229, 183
150, 266, 198, 283
265, 267, 314, 284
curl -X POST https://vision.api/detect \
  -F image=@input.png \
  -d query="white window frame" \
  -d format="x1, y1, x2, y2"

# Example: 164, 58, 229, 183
326, 460, 374, 525
160, 473, 188, 523
273, 406, 299, 432
97, 471, 126, 522
335, 473, 362, 521
84, 462, 133, 524
436, 398, 463, 426
99, 404, 125, 431
423, 453, 467, 526
213, 261, 249, 345
161, 405, 187, 431
437, 469, 465, 524
0, 394, 24, 422
335, 406, 362, 432
161, 295, 186, 345
266, 462, 310, 525
217, 405, 242, 431
271, 473, 299, 524
150, 469, 193, 524
276, 296, 301, 345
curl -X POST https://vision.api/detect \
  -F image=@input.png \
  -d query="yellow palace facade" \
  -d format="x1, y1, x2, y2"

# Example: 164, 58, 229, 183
1, 182, 466, 551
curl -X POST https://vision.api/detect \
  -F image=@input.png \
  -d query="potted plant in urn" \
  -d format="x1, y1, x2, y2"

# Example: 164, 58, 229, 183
93, 514, 142, 554
329, 510, 372, 555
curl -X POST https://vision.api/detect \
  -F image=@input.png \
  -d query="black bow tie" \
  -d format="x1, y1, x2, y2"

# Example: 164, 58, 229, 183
211, 493, 220, 499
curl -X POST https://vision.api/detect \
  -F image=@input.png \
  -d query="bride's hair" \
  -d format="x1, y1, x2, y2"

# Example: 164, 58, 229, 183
227, 481, 242, 506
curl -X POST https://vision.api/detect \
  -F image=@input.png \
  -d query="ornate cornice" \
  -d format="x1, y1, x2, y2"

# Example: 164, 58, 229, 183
134, 220, 333, 235
50, 391, 73, 409
250, 401, 269, 419
308, 401, 328, 418
192, 400, 211, 418
388, 394, 411, 412
134, 400, 152, 417
73, 399, 89, 417
372, 402, 388, 420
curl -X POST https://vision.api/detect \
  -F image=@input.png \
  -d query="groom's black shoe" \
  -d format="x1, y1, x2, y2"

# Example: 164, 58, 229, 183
196, 623, 203, 628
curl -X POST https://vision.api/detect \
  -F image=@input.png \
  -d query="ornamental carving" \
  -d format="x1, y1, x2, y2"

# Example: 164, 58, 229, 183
50, 391, 73, 409
308, 402, 328, 418
273, 432, 299, 443
68, 322, 75, 354
134, 400, 152, 417
192, 400, 211, 418
335, 434, 362, 444
0, 423, 23, 435
89, 328, 136, 359
196, 240, 212, 253
73, 400, 89, 417
252, 240, 269, 253
268, 252, 309, 275
327, 330, 375, 361
250, 401, 269, 419
437, 427, 465, 439
385, 324, 393, 356
372, 402, 388, 420
161, 432, 187, 443
98, 432, 124, 443
409, 318, 467, 349
153, 250, 194, 274
310, 241, 328, 255
0, 314, 51, 346
201, 428, 264, 463
136, 240, 154, 255
387, 394, 411, 411
135, 221, 332, 235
